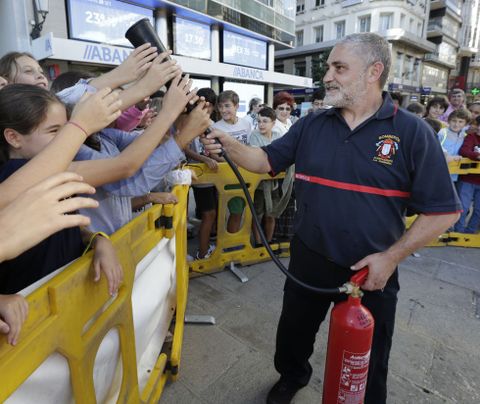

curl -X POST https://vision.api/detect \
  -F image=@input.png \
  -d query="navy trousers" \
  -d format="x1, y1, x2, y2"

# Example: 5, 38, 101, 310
274, 236, 399, 404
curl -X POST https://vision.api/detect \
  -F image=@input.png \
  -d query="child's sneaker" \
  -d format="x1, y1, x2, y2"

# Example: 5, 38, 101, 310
195, 244, 216, 260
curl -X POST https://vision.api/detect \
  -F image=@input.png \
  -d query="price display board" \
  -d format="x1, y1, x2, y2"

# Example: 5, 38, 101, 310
173, 17, 211, 60
66, 0, 153, 47
223, 30, 267, 70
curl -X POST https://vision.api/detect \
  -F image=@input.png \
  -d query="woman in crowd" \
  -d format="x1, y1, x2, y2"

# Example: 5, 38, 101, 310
272, 91, 295, 136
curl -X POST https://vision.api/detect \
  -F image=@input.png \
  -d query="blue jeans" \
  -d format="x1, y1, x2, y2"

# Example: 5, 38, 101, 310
454, 181, 480, 233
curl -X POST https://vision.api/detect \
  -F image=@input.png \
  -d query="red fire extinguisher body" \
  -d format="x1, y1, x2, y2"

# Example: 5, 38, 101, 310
322, 295, 374, 404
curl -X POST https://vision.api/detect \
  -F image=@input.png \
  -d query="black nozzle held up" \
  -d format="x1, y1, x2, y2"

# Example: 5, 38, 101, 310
125, 18, 199, 113
126, 18, 169, 54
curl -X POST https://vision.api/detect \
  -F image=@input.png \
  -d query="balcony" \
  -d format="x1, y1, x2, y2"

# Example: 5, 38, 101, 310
424, 51, 456, 68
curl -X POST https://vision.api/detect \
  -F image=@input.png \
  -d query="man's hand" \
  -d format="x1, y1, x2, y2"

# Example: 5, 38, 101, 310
91, 236, 123, 296
0, 294, 29, 346
351, 251, 398, 291
200, 129, 233, 157
175, 100, 211, 149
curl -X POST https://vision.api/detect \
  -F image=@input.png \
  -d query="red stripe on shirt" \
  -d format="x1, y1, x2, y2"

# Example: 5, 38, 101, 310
295, 173, 411, 198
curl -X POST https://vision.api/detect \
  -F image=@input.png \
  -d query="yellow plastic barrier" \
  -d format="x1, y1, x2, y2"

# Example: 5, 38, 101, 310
406, 158, 480, 248
187, 162, 291, 276
0, 185, 190, 403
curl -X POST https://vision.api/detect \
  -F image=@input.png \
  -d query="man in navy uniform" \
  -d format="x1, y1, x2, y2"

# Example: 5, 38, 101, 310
202, 33, 460, 404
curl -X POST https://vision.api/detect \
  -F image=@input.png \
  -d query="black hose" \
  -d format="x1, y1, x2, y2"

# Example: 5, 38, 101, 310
221, 151, 343, 295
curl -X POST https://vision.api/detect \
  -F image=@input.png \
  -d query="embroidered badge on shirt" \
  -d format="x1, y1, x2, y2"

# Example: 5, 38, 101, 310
373, 134, 400, 166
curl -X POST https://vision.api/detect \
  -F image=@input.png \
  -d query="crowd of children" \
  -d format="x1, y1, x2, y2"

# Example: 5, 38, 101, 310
0, 48, 300, 344
405, 89, 480, 234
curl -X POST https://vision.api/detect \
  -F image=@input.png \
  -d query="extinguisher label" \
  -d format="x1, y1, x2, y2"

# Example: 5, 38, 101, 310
337, 350, 370, 403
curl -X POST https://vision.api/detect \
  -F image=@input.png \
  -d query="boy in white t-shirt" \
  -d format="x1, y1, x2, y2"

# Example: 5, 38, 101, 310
212, 90, 252, 233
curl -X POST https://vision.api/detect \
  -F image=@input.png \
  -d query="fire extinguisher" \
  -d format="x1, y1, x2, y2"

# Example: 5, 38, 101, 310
322, 268, 374, 404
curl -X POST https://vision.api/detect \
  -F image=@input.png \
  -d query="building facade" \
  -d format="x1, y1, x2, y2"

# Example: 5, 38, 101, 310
276, 0, 480, 103
0, 0, 312, 112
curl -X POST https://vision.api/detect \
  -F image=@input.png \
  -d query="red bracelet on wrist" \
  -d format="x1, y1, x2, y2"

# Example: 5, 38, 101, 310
67, 121, 89, 137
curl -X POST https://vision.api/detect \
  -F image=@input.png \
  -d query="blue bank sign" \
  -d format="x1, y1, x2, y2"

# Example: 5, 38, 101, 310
82, 44, 130, 63
232, 66, 264, 80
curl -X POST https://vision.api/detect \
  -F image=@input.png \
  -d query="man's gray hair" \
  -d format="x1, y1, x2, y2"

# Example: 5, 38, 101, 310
337, 33, 391, 88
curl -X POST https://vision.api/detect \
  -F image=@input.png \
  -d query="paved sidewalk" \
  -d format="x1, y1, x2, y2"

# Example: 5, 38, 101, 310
162, 246, 480, 403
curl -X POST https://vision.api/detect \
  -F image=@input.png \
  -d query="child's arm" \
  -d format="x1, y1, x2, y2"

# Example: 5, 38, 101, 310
459, 134, 480, 160
116, 52, 182, 111
81, 230, 123, 296
68, 75, 204, 187
88, 43, 158, 90
185, 148, 219, 171
0, 88, 122, 209
131, 192, 178, 210
0, 294, 28, 346
0, 173, 98, 263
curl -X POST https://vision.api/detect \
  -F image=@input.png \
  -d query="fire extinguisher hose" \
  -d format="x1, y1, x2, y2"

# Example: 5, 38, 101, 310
221, 149, 348, 295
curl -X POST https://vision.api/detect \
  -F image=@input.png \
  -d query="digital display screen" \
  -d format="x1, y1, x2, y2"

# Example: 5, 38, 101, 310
66, 0, 153, 47
174, 17, 211, 60
223, 30, 267, 70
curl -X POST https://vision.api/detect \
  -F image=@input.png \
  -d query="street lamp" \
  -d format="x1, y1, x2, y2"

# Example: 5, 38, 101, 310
30, 0, 49, 39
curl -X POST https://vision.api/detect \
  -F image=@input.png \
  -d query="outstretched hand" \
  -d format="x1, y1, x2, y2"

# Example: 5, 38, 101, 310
71, 87, 123, 135
114, 43, 158, 83
0, 172, 99, 263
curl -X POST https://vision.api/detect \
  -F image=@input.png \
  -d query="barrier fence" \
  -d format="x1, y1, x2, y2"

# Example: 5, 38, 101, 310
1, 158, 479, 403
187, 162, 290, 277
0, 185, 190, 403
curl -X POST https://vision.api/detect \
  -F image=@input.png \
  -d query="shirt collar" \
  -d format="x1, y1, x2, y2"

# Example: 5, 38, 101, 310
324, 91, 396, 120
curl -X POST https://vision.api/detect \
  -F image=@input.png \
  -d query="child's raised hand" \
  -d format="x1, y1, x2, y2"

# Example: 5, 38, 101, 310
114, 43, 158, 84
91, 236, 123, 296
0, 294, 29, 346
70, 88, 123, 136
0, 172, 98, 263
161, 74, 198, 118
137, 51, 182, 94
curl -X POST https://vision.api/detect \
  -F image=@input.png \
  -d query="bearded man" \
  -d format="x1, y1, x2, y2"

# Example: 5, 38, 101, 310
202, 33, 460, 404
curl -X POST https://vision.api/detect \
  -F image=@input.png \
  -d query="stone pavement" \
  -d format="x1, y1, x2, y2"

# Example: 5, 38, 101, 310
162, 246, 480, 403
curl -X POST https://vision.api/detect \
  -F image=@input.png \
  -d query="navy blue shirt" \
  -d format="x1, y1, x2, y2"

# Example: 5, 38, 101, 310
0, 160, 84, 294
263, 93, 461, 267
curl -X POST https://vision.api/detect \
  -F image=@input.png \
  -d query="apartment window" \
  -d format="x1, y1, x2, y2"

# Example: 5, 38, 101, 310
405, 55, 413, 80
409, 18, 414, 33
379, 13, 393, 31
400, 14, 405, 29
295, 60, 306, 76
394, 52, 403, 78
335, 20, 346, 39
412, 58, 420, 81
296, 0, 305, 13
296, 30, 304, 47
315, 0, 325, 6
359, 15, 371, 33
417, 22, 422, 36
314, 25, 324, 43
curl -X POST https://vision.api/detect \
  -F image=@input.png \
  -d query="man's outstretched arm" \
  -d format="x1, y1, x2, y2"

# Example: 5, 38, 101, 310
202, 129, 271, 174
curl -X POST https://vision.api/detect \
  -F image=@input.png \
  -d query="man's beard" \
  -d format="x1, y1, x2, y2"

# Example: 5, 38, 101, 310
324, 75, 368, 108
